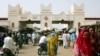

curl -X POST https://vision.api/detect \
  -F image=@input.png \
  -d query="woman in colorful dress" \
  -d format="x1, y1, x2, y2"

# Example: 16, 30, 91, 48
73, 29, 93, 56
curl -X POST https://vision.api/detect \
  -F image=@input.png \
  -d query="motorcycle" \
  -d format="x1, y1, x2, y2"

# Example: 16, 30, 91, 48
37, 43, 47, 55
0, 47, 19, 56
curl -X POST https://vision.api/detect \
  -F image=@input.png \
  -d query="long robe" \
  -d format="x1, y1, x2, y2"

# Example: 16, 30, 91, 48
62, 33, 68, 48
47, 34, 58, 56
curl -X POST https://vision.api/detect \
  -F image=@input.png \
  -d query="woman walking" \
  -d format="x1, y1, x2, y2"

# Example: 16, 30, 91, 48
73, 29, 93, 56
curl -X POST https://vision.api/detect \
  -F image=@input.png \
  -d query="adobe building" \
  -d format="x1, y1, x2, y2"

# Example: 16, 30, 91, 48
0, 3, 100, 32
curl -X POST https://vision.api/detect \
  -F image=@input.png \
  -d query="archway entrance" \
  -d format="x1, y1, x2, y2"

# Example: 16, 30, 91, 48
19, 20, 73, 31
52, 20, 73, 30
19, 20, 40, 30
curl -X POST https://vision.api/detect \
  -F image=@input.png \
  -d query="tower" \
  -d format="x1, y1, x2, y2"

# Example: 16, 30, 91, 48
8, 4, 22, 31
40, 4, 52, 30
71, 3, 84, 33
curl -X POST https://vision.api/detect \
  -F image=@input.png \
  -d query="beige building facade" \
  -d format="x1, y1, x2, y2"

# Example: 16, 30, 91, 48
0, 3, 100, 32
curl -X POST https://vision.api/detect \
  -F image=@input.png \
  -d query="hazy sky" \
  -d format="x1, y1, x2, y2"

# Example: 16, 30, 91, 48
0, 0, 100, 17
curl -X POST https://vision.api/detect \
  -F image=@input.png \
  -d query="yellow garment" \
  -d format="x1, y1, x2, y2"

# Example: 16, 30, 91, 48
54, 35, 58, 46
47, 35, 58, 56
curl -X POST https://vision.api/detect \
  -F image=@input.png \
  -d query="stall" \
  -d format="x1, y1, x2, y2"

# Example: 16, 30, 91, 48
91, 22, 100, 36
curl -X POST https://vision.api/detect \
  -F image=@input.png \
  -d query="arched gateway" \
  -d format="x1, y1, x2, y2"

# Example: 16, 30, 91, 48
8, 4, 84, 32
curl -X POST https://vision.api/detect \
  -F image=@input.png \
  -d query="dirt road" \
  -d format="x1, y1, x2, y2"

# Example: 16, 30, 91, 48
18, 43, 74, 56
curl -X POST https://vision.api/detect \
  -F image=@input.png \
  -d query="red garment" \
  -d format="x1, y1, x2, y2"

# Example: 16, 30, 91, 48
76, 29, 93, 56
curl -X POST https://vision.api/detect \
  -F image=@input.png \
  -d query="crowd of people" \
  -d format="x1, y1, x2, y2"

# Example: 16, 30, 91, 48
0, 26, 100, 56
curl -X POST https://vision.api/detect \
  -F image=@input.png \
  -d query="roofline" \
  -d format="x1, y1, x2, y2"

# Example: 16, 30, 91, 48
0, 18, 8, 20
85, 17, 100, 20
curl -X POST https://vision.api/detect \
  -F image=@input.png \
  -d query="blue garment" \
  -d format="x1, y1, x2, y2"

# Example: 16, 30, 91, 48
50, 32, 55, 36
71, 33, 77, 41
49, 32, 56, 37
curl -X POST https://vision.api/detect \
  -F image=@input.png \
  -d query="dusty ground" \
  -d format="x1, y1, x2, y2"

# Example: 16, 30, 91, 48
18, 43, 74, 56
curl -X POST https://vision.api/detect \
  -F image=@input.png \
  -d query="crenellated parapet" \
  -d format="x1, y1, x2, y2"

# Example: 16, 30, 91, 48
41, 4, 52, 15
52, 10, 73, 21
21, 11, 40, 21
8, 4, 22, 16
71, 3, 84, 15
20, 11, 28, 20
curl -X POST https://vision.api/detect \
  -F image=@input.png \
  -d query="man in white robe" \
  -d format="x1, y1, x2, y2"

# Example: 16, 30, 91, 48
3, 33, 15, 54
62, 31, 68, 48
